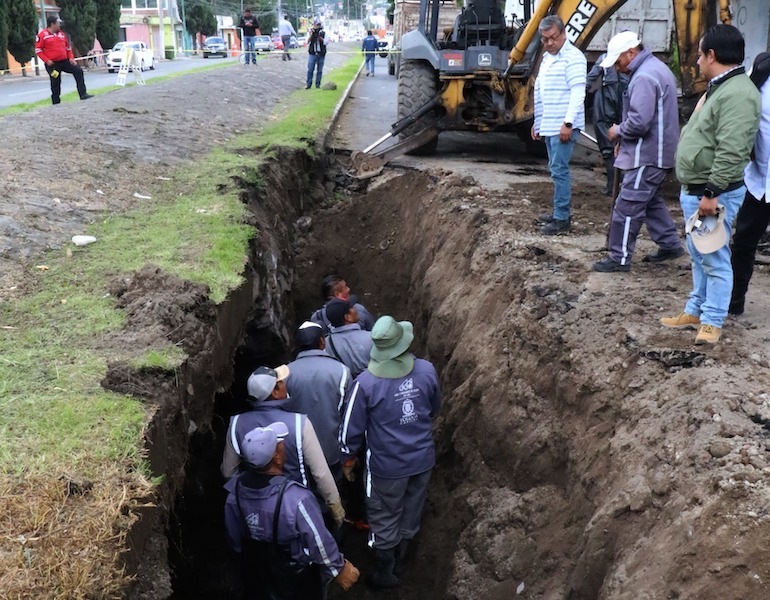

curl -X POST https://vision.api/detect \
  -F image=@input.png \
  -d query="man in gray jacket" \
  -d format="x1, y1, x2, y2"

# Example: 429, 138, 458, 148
592, 31, 684, 273
324, 299, 373, 377
284, 321, 351, 477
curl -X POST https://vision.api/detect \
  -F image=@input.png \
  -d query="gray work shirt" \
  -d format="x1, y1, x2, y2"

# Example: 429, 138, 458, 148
324, 324, 373, 378
284, 349, 351, 465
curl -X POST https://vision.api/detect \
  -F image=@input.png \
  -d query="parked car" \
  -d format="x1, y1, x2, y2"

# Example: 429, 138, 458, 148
271, 36, 284, 50
107, 41, 155, 73
377, 38, 390, 59
296, 34, 307, 47
253, 35, 274, 53
203, 36, 228, 58
288, 36, 299, 49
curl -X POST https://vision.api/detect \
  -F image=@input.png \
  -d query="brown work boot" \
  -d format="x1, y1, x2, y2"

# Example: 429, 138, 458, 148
695, 324, 721, 345
660, 312, 700, 330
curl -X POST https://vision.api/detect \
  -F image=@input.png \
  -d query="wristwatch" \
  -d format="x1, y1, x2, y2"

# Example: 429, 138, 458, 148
703, 187, 717, 199
564, 122, 573, 128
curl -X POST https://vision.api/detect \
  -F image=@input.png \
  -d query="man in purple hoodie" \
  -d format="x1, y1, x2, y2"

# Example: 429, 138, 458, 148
592, 31, 684, 273
224, 422, 359, 597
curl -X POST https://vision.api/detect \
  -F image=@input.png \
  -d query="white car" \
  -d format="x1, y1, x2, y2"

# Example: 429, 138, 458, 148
107, 42, 156, 73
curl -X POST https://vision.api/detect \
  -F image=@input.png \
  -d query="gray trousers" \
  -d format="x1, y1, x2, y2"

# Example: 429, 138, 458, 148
609, 166, 681, 265
365, 469, 432, 551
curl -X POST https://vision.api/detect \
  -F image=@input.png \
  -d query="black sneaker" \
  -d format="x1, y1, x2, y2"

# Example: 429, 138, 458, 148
80, 93, 94, 100
541, 219, 570, 235
536, 213, 554, 224
643, 247, 685, 263
592, 257, 631, 272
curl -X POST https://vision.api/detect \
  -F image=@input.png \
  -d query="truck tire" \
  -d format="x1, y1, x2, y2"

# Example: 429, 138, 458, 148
397, 59, 439, 156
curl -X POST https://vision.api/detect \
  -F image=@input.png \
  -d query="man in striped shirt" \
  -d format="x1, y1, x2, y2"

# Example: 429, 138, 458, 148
592, 31, 683, 272
533, 15, 586, 235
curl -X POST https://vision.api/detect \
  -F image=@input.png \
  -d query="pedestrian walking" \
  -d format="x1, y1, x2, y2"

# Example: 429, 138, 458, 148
306, 18, 328, 89
224, 421, 360, 598
310, 274, 375, 333
591, 31, 684, 273
239, 8, 261, 66
278, 14, 296, 62
35, 15, 93, 104
531, 15, 586, 235
339, 316, 441, 589
585, 51, 629, 195
662, 24, 760, 345
729, 52, 770, 316
362, 30, 378, 76
221, 365, 346, 527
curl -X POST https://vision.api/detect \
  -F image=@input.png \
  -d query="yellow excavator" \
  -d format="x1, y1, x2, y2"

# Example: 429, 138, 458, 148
352, 0, 734, 177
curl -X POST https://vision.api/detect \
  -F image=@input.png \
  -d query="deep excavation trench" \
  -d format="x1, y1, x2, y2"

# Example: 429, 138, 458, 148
117, 147, 770, 600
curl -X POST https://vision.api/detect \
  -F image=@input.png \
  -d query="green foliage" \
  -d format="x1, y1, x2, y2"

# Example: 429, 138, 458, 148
186, 2, 217, 38
94, 0, 121, 50
0, 0, 9, 71
58, 0, 98, 56
6, 0, 38, 66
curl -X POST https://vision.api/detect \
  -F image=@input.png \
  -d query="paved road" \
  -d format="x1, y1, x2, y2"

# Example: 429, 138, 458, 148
0, 55, 245, 108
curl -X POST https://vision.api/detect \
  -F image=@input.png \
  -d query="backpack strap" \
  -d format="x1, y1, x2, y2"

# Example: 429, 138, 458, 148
235, 476, 291, 547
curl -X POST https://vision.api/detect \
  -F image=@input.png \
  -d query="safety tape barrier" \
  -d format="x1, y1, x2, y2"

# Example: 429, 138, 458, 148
0, 47, 398, 77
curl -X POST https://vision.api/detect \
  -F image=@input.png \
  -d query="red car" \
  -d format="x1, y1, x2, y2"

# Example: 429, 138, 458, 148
271, 36, 284, 50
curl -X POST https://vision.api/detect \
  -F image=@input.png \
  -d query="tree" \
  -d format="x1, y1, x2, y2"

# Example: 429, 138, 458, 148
7, 0, 39, 73
58, 0, 98, 56
185, 2, 217, 48
0, 1, 9, 72
94, 0, 121, 51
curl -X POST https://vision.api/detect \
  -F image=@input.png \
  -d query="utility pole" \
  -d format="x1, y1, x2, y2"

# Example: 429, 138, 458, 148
180, 0, 188, 54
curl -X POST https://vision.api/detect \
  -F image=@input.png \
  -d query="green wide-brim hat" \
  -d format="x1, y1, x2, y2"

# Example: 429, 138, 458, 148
370, 316, 414, 361
368, 353, 415, 379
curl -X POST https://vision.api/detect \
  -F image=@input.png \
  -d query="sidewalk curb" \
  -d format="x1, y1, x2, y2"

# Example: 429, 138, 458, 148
323, 57, 365, 151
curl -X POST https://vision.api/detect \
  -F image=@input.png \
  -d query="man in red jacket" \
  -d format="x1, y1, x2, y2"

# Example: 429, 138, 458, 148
35, 15, 93, 104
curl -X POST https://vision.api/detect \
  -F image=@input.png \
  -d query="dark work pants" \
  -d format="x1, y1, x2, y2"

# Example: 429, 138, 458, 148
608, 165, 681, 265
46, 60, 87, 104
365, 469, 431, 551
307, 54, 325, 88
730, 191, 770, 312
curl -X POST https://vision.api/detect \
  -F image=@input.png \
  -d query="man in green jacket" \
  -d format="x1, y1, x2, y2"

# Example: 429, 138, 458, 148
661, 25, 760, 345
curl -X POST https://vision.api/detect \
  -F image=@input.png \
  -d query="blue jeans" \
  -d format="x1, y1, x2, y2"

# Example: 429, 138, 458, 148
307, 54, 325, 88
243, 36, 256, 63
543, 130, 579, 221
365, 54, 375, 74
680, 186, 745, 328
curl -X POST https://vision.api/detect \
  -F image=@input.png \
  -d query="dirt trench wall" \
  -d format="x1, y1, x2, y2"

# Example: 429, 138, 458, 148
294, 166, 770, 600
105, 148, 326, 598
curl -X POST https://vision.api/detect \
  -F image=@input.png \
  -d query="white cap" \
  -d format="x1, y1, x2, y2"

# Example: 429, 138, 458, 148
685, 206, 727, 254
246, 365, 290, 401
600, 31, 642, 68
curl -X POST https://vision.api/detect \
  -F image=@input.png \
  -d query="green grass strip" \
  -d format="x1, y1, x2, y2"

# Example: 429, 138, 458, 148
0, 54, 360, 477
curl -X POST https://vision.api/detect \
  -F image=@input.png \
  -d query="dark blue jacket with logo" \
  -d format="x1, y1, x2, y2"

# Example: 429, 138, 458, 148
340, 358, 441, 478
224, 472, 344, 579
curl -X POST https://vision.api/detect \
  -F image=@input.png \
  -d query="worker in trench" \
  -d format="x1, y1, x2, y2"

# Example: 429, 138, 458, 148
223, 422, 360, 597
339, 315, 442, 589
221, 365, 346, 530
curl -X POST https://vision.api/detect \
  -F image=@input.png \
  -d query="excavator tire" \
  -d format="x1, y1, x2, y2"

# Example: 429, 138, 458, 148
397, 60, 439, 156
